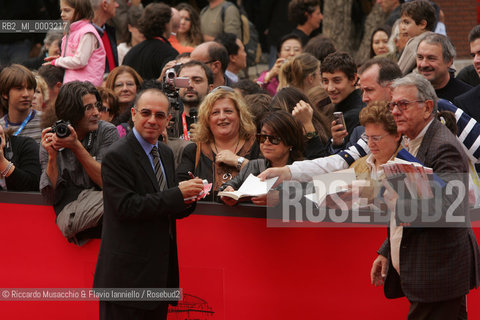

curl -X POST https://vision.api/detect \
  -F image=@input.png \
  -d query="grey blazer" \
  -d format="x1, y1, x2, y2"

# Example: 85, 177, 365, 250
379, 119, 480, 302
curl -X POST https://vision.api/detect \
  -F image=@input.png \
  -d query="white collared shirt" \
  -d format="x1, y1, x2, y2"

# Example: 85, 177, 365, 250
390, 118, 433, 274
365, 153, 384, 180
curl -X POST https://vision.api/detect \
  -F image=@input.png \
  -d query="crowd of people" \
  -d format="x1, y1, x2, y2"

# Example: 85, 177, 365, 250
2, 0, 480, 319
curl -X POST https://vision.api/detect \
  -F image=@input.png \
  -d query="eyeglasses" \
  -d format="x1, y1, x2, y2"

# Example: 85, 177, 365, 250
388, 100, 424, 112
84, 101, 102, 112
256, 133, 282, 145
98, 105, 111, 113
135, 108, 167, 120
361, 132, 388, 143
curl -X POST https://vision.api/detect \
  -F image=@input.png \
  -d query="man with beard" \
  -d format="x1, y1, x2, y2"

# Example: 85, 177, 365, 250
177, 60, 214, 136
166, 61, 214, 167
416, 33, 471, 102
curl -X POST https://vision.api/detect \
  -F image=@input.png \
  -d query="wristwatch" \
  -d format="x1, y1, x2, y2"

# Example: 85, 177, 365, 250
237, 156, 245, 170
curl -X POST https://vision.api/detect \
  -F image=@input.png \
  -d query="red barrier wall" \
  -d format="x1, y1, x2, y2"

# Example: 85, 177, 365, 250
1, 200, 480, 319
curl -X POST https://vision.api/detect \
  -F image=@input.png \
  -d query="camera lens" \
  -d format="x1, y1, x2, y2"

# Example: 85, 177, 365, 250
56, 125, 70, 138
53, 120, 71, 138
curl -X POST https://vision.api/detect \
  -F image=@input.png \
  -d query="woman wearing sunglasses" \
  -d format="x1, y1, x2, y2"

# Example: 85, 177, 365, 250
220, 110, 304, 206
177, 87, 259, 200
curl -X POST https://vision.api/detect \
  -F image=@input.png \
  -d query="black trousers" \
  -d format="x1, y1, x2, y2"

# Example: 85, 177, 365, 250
99, 301, 169, 320
407, 296, 467, 320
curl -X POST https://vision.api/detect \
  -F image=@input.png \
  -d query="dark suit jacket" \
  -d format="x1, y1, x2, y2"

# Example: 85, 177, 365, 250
454, 85, 480, 123
93, 132, 194, 310
378, 119, 480, 303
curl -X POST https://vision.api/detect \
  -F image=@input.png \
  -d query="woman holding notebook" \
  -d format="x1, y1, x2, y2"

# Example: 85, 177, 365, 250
219, 110, 304, 206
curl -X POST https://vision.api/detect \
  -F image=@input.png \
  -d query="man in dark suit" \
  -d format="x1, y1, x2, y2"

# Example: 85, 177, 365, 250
371, 73, 480, 319
454, 25, 480, 122
93, 83, 204, 320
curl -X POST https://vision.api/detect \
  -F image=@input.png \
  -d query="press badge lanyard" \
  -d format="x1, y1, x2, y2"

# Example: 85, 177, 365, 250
182, 112, 189, 141
4, 109, 34, 136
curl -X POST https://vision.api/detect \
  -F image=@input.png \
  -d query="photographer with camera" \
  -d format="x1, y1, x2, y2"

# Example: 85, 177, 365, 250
40, 81, 119, 245
0, 124, 41, 191
161, 61, 214, 167
178, 60, 214, 135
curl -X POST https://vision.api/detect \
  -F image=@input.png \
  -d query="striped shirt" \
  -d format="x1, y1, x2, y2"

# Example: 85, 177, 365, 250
289, 99, 480, 181
0, 109, 43, 144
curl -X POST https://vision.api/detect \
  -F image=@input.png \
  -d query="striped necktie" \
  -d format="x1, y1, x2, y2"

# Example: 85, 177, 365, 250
151, 146, 167, 191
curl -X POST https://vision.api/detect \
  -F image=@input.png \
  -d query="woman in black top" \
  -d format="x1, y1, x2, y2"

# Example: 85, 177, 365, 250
220, 110, 304, 206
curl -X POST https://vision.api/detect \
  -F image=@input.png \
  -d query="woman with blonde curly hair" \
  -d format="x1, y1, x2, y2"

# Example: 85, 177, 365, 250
177, 87, 260, 198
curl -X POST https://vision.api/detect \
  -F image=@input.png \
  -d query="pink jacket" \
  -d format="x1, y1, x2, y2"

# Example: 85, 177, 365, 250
59, 19, 106, 86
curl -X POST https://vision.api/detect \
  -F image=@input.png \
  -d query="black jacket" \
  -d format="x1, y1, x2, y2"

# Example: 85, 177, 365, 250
454, 85, 480, 123
2, 135, 40, 192
93, 132, 193, 310
123, 38, 179, 80
334, 89, 365, 142
435, 73, 472, 103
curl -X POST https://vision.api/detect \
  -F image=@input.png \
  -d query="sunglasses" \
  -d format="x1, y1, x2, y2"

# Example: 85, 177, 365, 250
211, 85, 235, 94
136, 108, 167, 120
256, 133, 282, 145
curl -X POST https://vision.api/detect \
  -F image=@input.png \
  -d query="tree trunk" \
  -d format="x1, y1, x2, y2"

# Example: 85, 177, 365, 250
322, 0, 353, 54
354, 3, 388, 65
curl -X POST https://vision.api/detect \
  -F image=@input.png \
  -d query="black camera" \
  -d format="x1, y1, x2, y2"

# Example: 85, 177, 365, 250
51, 120, 71, 138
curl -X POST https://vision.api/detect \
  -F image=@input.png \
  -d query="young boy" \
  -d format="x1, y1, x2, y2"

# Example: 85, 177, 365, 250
0, 64, 42, 144
321, 52, 365, 141
397, 0, 437, 75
